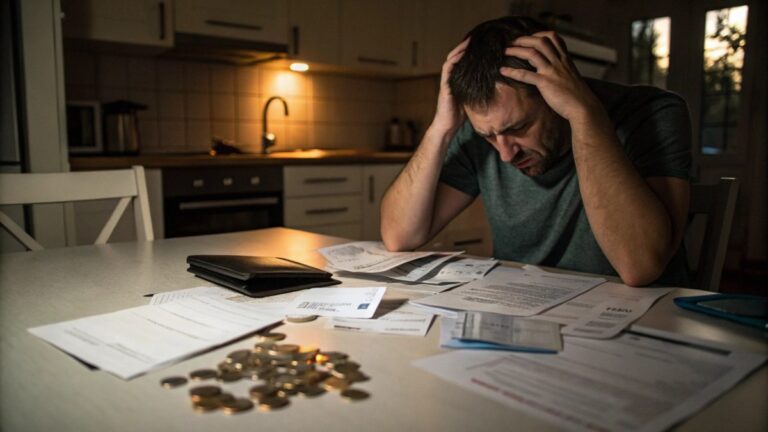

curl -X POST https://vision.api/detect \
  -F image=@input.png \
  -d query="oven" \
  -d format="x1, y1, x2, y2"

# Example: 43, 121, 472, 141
162, 166, 283, 238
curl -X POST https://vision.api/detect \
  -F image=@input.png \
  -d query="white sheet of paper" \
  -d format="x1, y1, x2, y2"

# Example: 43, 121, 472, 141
28, 296, 283, 379
534, 282, 672, 326
411, 266, 605, 316
285, 286, 386, 318
318, 241, 436, 273
327, 304, 434, 336
414, 331, 766, 432
460, 311, 563, 351
148, 285, 305, 315
561, 298, 658, 339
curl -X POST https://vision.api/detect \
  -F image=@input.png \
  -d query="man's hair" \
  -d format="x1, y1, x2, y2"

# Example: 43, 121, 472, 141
449, 16, 550, 109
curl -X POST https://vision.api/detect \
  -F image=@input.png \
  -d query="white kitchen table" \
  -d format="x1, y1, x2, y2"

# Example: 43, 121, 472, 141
1, 227, 765, 431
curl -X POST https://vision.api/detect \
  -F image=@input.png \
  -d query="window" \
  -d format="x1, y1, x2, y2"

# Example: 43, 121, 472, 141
700, 5, 749, 155
630, 17, 671, 88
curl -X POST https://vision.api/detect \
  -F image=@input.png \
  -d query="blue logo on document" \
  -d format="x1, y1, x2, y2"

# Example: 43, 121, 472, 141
357, 303, 370, 310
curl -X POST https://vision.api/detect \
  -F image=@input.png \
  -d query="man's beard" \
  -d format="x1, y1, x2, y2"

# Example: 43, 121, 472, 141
520, 115, 569, 177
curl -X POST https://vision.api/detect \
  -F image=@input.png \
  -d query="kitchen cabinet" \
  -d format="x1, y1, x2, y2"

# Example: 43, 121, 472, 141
288, 0, 340, 64
360, 164, 403, 240
283, 165, 363, 239
61, 0, 174, 47
175, 0, 288, 45
339, 0, 419, 74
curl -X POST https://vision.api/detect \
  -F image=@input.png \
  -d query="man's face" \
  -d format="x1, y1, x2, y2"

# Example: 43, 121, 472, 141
464, 84, 569, 177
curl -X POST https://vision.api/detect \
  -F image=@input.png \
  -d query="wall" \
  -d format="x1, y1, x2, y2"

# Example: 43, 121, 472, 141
64, 50, 402, 153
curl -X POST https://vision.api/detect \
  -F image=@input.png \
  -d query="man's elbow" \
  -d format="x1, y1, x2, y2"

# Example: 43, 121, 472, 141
615, 254, 667, 287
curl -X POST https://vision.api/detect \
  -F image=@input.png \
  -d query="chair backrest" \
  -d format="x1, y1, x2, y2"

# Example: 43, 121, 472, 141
0, 165, 153, 251
686, 177, 739, 292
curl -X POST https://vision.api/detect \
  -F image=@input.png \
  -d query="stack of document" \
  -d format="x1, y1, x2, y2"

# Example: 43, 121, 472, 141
441, 311, 563, 352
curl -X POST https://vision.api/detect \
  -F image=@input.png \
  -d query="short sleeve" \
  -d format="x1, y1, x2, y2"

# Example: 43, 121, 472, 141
621, 93, 692, 180
439, 121, 481, 197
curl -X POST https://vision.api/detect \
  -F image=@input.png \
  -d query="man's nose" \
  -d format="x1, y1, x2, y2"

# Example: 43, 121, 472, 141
496, 136, 519, 162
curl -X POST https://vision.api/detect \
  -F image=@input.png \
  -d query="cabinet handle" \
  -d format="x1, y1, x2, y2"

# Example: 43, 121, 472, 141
205, 19, 263, 31
368, 175, 374, 203
305, 207, 348, 215
357, 56, 398, 66
179, 197, 279, 210
303, 177, 348, 184
292, 26, 300, 56
454, 238, 482, 246
158, 2, 166, 40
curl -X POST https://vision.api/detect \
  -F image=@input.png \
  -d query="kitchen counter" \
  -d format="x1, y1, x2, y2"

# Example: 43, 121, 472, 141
69, 149, 413, 170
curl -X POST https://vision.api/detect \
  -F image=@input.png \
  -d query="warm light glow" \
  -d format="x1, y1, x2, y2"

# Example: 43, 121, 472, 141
289, 62, 309, 72
268, 71, 301, 94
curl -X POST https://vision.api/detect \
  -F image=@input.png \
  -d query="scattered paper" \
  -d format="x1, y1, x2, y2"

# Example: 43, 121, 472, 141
371, 252, 463, 282
414, 331, 766, 432
28, 296, 283, 380
534, 282, 672, 326
328, 303, 434, 337
148, 286, 232, 304
285, 286, 386, 318
561, 299, 656, 339
411, 266, 605, 316
331, 272, 462, 294
425, 257, 499, 283
318, 241, 436, 273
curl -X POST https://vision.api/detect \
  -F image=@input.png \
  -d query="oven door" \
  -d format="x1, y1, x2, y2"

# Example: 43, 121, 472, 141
164, 193, 282, 238
162, 166, 283, 238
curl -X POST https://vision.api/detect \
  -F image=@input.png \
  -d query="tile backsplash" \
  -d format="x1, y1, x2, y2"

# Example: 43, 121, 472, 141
65, 49, 439, 154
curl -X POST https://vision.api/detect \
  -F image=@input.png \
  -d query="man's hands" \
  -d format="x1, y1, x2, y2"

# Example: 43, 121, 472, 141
501, 31, 601, 123
431, 38, 469, 137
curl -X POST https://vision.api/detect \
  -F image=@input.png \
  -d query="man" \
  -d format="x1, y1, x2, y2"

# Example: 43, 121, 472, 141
380, 16, 691, 286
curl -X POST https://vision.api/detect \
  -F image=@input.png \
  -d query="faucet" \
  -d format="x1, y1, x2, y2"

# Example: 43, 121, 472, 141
262, 96, 289, 154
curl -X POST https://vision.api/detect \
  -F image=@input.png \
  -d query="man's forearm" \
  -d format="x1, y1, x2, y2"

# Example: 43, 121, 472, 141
570, 108, 675, 286
380, 126, 454, 251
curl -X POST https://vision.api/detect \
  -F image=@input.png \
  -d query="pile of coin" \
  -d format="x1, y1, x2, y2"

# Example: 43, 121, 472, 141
160, 331, 371, 414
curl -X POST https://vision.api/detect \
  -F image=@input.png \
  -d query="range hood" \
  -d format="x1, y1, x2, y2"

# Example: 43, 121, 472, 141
166, 32, 288, 65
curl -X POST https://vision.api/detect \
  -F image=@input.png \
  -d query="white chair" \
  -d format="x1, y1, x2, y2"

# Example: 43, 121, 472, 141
685, 177, 739, 292
0, 165, 153, 251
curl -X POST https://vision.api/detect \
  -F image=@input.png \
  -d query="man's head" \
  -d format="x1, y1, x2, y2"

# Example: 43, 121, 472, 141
449, 16, 570, 177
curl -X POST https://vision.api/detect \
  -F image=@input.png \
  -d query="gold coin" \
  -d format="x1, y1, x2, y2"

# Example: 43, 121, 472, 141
189, 385, 222, 402
160, 376, 188, 389
298, 385, 326, 398
343, 370, 370, 383
253, 342, 277, 353
277, 387, 299, 397
218, 370, 242, 383
257, 332, 286, 342
331, 362, 360, 377
285, 314, 318, 323
258, 395, 290, 411
192, 399, 220, 413
322, 376, 350, 391
189, 369, 218, 381
340, 389, 370, 401
316, 351, 348, 365
220, 397, 254, 414
226, 349, 252, 364
249, 384, 278, 399
269, 344, 300, 356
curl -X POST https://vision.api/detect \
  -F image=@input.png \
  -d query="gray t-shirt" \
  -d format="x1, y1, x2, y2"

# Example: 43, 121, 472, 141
439, 79, 692, 286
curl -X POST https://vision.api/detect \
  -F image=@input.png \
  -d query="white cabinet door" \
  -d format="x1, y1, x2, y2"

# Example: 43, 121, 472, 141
175, 0, 288, 44
361, 163, 404, 241
339, 0, 418, 74
288, 0, 340, 64
61, 0, 173, 47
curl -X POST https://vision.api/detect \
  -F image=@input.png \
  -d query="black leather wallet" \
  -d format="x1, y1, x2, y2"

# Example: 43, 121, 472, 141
186, 255, 340, 298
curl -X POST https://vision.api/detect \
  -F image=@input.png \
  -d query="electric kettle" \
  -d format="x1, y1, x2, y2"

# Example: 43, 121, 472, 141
102, 100, 147, 155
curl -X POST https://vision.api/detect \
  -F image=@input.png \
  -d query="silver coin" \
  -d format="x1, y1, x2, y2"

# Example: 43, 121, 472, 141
285, 314, 318, 323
